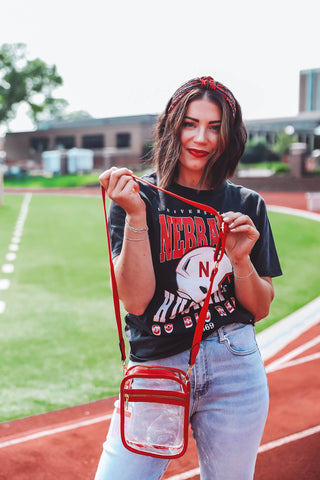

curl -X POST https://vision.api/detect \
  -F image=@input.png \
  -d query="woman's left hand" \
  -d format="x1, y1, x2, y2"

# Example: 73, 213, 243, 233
222, 211, 260, 265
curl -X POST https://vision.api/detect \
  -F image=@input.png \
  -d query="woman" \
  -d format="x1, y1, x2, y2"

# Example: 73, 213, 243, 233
96, 76, 282, 480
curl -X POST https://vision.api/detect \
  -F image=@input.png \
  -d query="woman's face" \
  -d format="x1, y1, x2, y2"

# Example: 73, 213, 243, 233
178, 97, 221, 188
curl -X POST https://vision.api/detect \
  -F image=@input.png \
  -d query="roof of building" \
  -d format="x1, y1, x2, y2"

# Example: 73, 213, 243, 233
37, 114, 159, 131
244, 111, 320, 132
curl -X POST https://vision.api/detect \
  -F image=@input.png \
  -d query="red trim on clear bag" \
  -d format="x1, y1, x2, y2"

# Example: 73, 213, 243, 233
120, 364, 190, 458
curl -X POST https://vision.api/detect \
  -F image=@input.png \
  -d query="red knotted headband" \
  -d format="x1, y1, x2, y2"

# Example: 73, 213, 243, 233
168, 76, 236, 121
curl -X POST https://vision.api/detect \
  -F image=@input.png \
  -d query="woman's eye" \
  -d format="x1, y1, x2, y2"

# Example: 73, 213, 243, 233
210, 125, 220, 132
182, 121, 195, 128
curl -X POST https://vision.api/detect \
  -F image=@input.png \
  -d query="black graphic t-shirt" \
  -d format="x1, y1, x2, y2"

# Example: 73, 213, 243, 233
108, 172, 282, 362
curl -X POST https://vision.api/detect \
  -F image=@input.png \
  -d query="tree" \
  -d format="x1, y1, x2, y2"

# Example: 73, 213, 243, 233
272, 130, 298, 156
241, 136, 271, 164
0, 43, 68, 129
56, 110, 92, 121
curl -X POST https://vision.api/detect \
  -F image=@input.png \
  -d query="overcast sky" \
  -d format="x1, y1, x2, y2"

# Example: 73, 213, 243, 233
2, 0, 319, 132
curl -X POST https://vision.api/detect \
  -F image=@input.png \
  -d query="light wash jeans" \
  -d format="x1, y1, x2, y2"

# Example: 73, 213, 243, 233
94, 323, 269, 480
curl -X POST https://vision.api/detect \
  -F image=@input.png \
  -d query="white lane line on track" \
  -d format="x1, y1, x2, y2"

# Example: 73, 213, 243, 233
256, 297, 320, 361
165, 425, 320, 480
166, 468, 200, 480
266, 335, 320, 373
257, 424, 320, 453
0, 414, 112, 449
1, 412, 319, 458
267, 205, 320, 222
267, 352, 320, 372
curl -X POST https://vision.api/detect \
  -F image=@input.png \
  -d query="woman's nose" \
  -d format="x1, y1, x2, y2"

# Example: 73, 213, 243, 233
194, 127, 206, 143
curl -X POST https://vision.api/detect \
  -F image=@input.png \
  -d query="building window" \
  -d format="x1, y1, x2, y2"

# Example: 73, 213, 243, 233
30, 137, 49, 153
82, 134, 104, 149
116, 132, 131, 148
55, 136, 75, 149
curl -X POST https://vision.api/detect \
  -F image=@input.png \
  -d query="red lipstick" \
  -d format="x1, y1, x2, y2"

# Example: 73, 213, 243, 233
188, 148, 208, 158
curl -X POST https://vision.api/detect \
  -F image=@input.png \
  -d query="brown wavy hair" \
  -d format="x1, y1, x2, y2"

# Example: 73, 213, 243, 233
152, 87, 247, 190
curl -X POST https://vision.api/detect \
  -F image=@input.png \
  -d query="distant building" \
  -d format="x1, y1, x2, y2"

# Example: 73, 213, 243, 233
299, 68, 320, 113
245, 111, 320, 152
4, 114, 157, 173
246, 68, 320, 152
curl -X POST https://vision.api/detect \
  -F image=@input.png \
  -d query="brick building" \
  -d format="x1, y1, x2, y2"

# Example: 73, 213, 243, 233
4, 114, 158, 173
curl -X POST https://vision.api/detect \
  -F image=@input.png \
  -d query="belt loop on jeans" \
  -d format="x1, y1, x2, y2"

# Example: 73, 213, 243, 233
218, 326, 227, 343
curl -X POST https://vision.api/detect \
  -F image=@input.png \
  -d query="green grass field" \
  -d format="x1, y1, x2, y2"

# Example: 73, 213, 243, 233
3, 173, 100, 188
0, 193, 319, 421
0, 194, 121, 421
255, 211, 320, 332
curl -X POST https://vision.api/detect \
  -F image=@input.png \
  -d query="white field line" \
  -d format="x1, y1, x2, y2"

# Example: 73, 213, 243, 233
0, 300, 6, 313
166, 425, 320, 480
1, 264, 14, 273
0, 279, 10, 290
0, 414, 112, 449
0, 193, 32, 315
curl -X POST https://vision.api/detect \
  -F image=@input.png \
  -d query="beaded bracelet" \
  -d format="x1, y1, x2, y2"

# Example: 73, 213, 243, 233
125, 218, 149, 233
233, 265, 254, 280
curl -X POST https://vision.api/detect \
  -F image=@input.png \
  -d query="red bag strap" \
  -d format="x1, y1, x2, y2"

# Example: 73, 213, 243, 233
101, 184, 126, 364
101, 174, 228, 371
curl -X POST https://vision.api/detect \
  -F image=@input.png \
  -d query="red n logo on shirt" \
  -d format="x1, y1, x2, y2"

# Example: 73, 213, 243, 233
199, 261, 210, 277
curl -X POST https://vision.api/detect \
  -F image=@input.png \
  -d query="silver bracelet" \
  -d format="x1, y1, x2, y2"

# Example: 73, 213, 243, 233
124, 235, 148, 241
125, 218, 148, 233
233, 265, 254, 279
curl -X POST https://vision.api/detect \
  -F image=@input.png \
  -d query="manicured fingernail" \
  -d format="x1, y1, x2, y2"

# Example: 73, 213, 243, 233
223, 216, 230, 221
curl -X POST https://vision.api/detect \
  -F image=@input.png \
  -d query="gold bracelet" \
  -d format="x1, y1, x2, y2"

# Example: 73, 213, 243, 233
125, 218, 148, 233
233, 265, 254, 279
124, 235, 148, 241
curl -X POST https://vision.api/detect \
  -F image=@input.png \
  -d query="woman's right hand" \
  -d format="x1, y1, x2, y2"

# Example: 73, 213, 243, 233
99, 167, 155, 315
99, 167, 146, 217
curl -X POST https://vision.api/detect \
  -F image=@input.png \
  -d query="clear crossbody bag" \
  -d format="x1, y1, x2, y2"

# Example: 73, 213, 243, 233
101, 176, 227, 458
